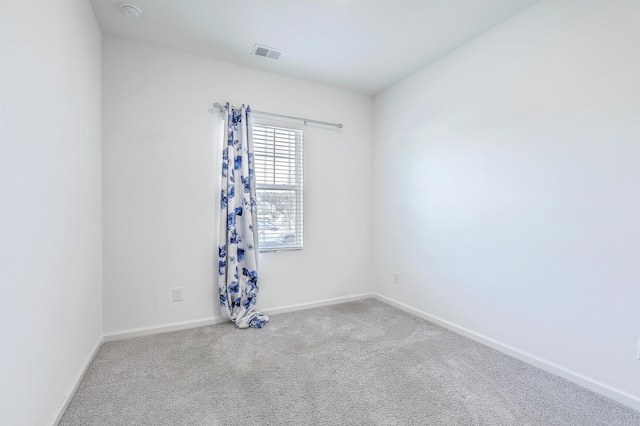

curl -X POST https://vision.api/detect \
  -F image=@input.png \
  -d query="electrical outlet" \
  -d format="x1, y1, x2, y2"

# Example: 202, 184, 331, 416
393, 272, 400, 284
173, 287, 183, 302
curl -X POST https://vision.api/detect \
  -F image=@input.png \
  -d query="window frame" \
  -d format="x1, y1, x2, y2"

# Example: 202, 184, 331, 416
252, 120, 304, 253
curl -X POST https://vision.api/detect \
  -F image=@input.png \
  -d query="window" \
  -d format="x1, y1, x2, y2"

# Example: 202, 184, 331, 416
253, 124, 303, 251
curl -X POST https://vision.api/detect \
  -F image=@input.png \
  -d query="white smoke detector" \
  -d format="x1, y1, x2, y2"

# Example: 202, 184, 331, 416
120, 3, 142, 19
251, 44, 284, 60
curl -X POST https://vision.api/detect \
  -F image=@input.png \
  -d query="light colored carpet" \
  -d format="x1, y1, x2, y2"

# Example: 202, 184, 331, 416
60, 299, 640, 425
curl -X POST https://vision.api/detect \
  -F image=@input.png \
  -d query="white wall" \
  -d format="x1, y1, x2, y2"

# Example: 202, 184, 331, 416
373, 0, 640, 404
0, 1, 103, 425
102, 36, 373, 333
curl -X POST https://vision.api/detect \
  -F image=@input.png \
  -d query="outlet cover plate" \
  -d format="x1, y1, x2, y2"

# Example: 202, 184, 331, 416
173, 287, 183, 302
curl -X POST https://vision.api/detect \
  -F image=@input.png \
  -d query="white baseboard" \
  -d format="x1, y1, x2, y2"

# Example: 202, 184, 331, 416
262, 293, 374, 316
50, 335, 103, 426
103, 316, 230, 342
373, 293, 640, 412
103, 293, 374, 342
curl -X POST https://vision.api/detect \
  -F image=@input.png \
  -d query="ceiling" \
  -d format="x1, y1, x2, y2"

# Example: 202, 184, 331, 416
89, 0, 541, 95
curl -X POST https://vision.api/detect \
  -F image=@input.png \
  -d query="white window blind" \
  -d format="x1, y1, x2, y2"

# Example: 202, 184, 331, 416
253, 124, 303, 251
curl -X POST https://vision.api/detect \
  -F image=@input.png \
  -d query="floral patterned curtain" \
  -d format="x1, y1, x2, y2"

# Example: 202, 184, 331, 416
218, 103, 269, 329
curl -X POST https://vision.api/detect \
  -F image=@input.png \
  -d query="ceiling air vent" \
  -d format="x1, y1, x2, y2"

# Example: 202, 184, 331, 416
252, 44, 284, 60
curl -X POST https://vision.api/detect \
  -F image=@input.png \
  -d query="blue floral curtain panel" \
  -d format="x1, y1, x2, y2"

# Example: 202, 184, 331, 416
218, 103, 269, 329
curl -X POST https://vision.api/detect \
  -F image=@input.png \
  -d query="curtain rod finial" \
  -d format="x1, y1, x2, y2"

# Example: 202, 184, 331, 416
210, 103, 226, 114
